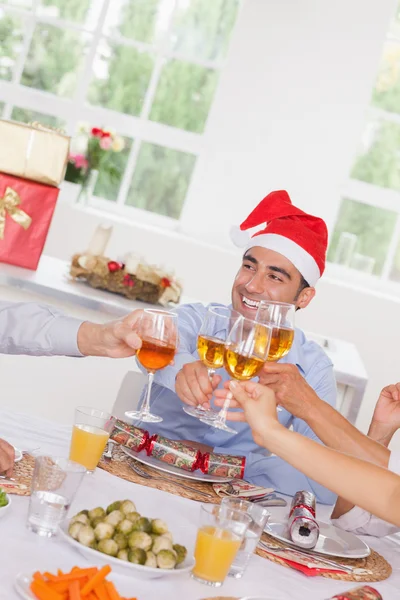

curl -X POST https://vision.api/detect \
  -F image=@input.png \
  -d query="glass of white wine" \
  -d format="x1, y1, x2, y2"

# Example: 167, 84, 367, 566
125, 309, 178, 423
183, 305, 240, 420
256, 301, 295, 361
201, 317, 272, 434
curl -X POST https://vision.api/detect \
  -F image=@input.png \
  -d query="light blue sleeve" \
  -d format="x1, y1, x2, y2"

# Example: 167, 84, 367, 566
135, 303, 205, 392
214, 359, 338, 504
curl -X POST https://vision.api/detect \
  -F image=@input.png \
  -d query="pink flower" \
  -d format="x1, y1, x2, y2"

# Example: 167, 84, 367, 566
100, 136, 113, 150
70, 154, 89, 169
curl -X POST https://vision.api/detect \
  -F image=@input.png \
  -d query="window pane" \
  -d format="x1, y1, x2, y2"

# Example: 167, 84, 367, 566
150, 59, 218, 133
170, 0, 240, 61
372, 41, 400, 114
351, 119, 400, 191
2, 1, 33, 9
126, 142, 196, 218
21, 24, 90, 97
88, 40, 154, 115
103, 0, 173, 45
37, 0, 93, 25
0, 9, 25, 81
94, 135, 133, 202
328, 198, 396, 275
11, 106, 66, 129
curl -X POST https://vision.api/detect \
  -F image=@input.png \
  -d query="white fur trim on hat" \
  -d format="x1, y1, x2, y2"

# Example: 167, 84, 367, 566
230, 225, 250, 247
245, 233, 321, 286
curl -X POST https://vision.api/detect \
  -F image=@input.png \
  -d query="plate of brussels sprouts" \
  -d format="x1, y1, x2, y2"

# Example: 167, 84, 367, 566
59, 499, 194, 579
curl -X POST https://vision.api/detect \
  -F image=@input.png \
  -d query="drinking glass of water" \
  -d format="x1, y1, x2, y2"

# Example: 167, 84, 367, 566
221, 497, 270, 578
27, 456, 86, 537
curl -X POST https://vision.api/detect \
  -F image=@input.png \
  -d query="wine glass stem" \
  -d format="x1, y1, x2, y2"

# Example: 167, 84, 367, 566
207, 368, 215, 382
217, 394, 232, 424
141, 371, 155, 416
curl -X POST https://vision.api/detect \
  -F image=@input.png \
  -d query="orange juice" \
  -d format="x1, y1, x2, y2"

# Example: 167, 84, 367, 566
193, 526, 241, 582
69, 424, 109, 471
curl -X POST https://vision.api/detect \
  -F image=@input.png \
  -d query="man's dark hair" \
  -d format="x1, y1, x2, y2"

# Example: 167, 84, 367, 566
295, 274, 310, 304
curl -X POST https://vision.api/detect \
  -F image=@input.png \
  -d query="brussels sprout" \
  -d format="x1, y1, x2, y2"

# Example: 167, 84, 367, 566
157, 549, 177, 569
105, 510, 124, 527
68, 521, 83, 540
106, 501, 121, 514
120, 500, 136, 515
91, 516, 104, 528
94, 522, 114, 541
126, 511, 141, 523
145, 551, 157, 568
113, 532, 128, 550
151, 518, 169, 535
97, 538, 119, 557
132, 517, 152, 533
128, 531, 152, 551
77, 525, 95, 547
71, 513, 89, 525
128, 548, 146, 565
88, 507, 106, 521
78, 509, 89, 516
173, 544, 187, 565
152, 535, 173, 555
117, 549, 129, 561
162, 532, 173, 543
117, 519, 134, 535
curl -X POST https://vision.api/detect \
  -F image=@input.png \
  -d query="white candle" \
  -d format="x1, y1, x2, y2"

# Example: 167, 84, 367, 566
87, 224, 113, 256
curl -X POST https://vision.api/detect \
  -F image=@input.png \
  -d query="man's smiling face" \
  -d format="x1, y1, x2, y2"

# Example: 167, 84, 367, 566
231, 246, 315, 318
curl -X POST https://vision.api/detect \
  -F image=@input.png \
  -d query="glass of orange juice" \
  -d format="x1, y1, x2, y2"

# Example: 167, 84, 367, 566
69, 407, 115, 473
192, 504, 251, 587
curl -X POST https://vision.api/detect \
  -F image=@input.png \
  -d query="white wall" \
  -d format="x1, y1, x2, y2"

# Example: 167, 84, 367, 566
8, 0, 400, 447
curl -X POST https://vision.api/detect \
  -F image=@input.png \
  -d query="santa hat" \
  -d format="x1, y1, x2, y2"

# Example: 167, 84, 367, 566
231, 190, 328, 286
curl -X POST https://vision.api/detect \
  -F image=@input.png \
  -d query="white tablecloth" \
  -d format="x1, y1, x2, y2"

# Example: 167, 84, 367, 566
1, 409, 399, 600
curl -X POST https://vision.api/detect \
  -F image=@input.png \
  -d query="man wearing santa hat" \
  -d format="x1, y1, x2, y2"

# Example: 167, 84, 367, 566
136, 190, 337, 503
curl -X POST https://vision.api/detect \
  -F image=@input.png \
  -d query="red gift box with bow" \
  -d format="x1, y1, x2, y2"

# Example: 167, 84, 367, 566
0, 173, 59, 270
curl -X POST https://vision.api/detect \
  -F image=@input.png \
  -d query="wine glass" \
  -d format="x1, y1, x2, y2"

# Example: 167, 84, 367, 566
183, 305, 240, 420
201, 317, 272, 434
125, 309, 178, 423
256, 301, 295, 361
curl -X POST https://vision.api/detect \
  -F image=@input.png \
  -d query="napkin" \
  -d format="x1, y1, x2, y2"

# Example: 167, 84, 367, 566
260, 546, 346, 577
213, 479, 274, 499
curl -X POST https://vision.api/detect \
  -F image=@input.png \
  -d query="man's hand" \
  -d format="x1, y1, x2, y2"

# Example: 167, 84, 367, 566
369, 383, 400, 446
223, 381, 282, 448
0, 439, 15, 477
175, 361, 221, 407
77, 310, 143, 358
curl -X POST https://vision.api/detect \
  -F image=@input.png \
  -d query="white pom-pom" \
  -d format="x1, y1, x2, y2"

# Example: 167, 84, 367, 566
230, 225, 250, 247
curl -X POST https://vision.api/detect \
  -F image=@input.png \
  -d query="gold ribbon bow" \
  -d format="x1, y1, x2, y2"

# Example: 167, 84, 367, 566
0, 187, 32, 240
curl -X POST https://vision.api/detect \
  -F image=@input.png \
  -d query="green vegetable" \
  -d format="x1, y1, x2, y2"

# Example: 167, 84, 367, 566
120, 499, 136, 515
151, 518, 169, 535
105, 509, 124, 527
152, 535, 173, 555
0, 488, 8, 508
173, 544, 187, 565
106, 501, 121, 514
77, 525, 95, 547
94, 522, 114, 541
68, 521, 83, 540
113, 532, 128, 550
128, 548, 146, 565
88, 506, 106, 521
117, 519, 134, 535
157, 549, 177, 569
126, 511, 141, 523
128, 530, 152, 551
145, 551, 157, 568
117, 549, 129, 561
132, 517, 152, 533
71, 513, 90, 526
97, 538, 119, 557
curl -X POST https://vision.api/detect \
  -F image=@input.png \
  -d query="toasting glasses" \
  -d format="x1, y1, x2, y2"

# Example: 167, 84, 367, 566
201, 317, 272, 434
183, 306, 240, 420
125, 309, 178, 423
256, 300, 295, 361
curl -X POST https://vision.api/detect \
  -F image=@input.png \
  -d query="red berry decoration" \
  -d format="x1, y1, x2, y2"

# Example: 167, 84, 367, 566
108, 261, 122, 273
160, 277, 171, 288
123, 274, 135, 287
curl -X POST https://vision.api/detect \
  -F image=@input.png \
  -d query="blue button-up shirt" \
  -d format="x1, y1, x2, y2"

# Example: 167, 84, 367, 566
137, 303, 337, 504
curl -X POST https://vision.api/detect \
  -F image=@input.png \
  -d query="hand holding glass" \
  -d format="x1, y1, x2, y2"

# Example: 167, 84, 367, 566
125, 309, 178, 423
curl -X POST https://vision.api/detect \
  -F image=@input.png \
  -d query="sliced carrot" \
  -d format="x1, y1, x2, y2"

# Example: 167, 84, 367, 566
58, 570, 64, 577
30, 580, 65, 600
81, 566, 111, 596
46, 569, 98, 583
33, 572, 46, 582
48, 582, 70, 594
68, 580, 81, 600
93, 582, 109, 600
104, 582, 121, 600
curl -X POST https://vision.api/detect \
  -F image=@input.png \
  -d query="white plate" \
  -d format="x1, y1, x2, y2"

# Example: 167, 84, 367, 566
15, 573, 35, 600
121, 446, 232, 483
58, 520, 195, 579
0, 493, 11, 519
14, 447, 23, 463
265, 520, 370, 559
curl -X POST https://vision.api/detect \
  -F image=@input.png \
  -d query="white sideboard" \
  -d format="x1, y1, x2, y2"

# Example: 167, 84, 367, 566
0, 256, 368, 425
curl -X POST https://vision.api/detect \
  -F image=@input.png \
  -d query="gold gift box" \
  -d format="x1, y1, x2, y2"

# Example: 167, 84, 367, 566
0, 119, 70, 186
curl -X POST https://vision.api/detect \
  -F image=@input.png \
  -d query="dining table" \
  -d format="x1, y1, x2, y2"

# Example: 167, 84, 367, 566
1, 408, 400, 600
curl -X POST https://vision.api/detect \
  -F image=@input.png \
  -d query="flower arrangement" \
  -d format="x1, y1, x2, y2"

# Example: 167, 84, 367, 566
65, 124, 125, 186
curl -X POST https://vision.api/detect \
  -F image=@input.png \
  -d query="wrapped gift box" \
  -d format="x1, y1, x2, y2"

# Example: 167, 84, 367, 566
0, 120, 70, 186
0, 173, 59, 270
